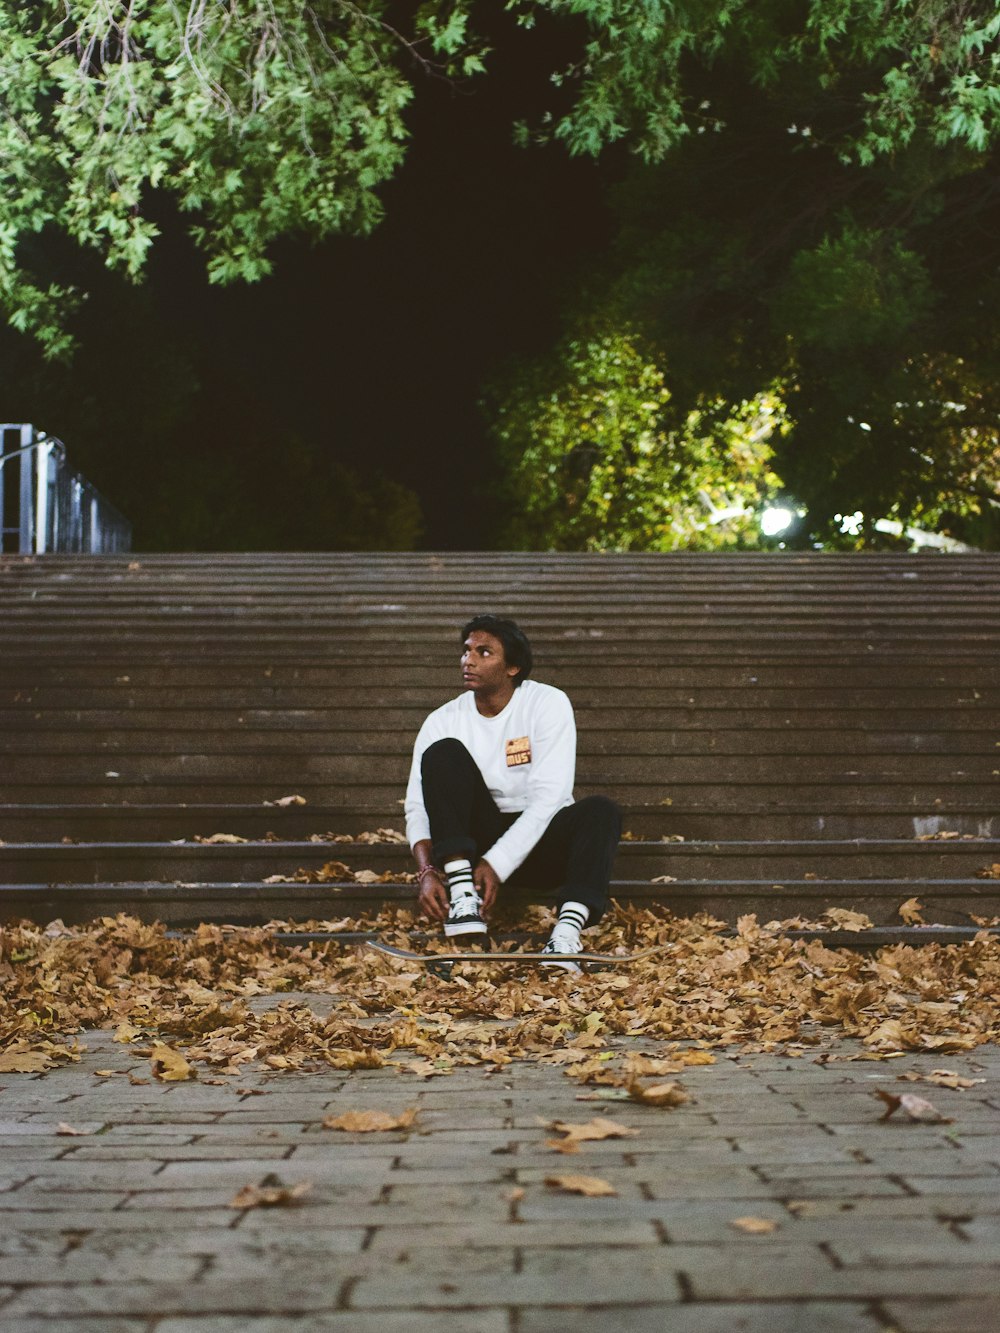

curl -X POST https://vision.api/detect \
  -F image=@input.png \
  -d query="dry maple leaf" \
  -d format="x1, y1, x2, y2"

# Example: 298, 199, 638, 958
399, 1059, 450, 1079
322, 1107, 417, 1133
626, 1079, 689, 1108
0, 1049, 53, 1073
150, 1043, 194, 1082
729, 1216, 780, 1234
898, 897, 926, 925
876, 1090, 953, 1123
544, 1173, 617, 1197
229, 1176, 312, 1209
900, 1069, 984, 1091
976, 863, 1000, 880
824, 908, 874, 932
195, 833, 248, 845
547, 1116, 639, 1145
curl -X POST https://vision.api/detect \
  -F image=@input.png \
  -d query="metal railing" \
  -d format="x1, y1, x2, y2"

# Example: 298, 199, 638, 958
0, 424, 132, 554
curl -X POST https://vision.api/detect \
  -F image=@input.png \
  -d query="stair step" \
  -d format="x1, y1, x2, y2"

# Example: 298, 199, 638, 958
3, 878, 994, 928
1, 803, 995, 842
4, 839, 998, 884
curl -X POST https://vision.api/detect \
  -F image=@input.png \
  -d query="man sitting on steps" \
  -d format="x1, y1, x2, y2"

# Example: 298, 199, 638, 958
404, 614, 622, 969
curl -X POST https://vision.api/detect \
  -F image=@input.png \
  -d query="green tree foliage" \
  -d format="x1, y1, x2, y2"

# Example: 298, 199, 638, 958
493, 329, 786, 550
502, 0, 1000, 548
0, 1, 470, 354
513, 1, 1000, 166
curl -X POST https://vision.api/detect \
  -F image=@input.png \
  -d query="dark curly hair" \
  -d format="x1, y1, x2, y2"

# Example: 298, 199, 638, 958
461, 614, 533, 688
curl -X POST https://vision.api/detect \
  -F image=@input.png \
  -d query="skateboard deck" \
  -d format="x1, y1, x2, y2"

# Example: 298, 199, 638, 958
368, 940, 659, 966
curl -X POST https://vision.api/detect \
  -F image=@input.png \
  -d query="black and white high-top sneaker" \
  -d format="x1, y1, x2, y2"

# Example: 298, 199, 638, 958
444, 888, 487, 937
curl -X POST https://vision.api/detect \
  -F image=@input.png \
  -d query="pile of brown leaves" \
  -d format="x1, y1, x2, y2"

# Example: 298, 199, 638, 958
1, 907, 998, 1079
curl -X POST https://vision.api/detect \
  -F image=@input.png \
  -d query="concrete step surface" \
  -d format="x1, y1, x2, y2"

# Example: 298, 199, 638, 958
3, 838, 998, 884
3, 877, 994, 928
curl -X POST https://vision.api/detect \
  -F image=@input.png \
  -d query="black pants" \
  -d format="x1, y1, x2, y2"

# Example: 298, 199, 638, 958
420, 738, 621, 922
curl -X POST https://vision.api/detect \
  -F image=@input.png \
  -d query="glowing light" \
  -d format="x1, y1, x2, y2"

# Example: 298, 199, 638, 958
760, 507, 794, 536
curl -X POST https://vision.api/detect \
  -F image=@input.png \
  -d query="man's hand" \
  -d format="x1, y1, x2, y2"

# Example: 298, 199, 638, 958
473, 858, 500, 917
416, 866, 449, 921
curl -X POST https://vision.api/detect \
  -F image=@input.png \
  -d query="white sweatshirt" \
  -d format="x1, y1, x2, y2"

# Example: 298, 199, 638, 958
404, 678, 576, 882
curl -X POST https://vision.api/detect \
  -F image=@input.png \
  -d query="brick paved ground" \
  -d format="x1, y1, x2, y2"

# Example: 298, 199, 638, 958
1, 999, 998, 1333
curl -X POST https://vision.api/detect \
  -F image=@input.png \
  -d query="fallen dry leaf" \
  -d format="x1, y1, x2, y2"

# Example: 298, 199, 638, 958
0, 1049, 54, 1073
544, 1173, 617, 1197
976, 863, 1000, 880
626, 1079, 689, 1108
899, 897, 926, 925
150, 1043, 194, 1083
547, 1116, 639, 1146
55, 1122, 90, 1136
877, 1090, 953, 1123
824, 908, 874, 932
94, 1069, 116, 1078
264, 794, 307, 807
194, 833, 248, 845
899, 1069, 985, 1091
400, 1059, 451, 1080
322, 1108, 417, 1133
229, 1176, 312, 1209
729, 1216, 780, 1234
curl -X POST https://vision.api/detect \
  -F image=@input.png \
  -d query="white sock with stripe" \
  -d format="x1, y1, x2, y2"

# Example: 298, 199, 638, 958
552, 900, 589, 948
444, 858, 475, 903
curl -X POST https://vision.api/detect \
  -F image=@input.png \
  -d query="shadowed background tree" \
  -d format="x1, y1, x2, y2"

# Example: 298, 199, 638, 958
0, 2, 998, 548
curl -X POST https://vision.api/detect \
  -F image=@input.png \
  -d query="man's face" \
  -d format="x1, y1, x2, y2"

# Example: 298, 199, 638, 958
461, 630, 518, 695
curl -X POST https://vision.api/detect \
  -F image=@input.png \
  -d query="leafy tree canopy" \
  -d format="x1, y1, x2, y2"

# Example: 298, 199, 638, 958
492, 328, 786, 550
498, 0, 1000, 548
0, 1, 470, 354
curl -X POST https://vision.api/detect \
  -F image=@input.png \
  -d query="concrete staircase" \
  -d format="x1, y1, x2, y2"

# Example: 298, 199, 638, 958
2, 551, 999, 932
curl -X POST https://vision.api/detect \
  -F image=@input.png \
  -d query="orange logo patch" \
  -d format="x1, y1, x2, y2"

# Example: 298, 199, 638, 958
505, 736, 532, 767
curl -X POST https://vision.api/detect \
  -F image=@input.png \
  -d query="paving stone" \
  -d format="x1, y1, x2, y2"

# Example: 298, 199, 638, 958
0, 1190, 128, 1211
14, 1165, 166, 1189
365, 1220, 660, 1250
881, 1298, 1000, 1332
0, 1249, 203, 1283
66, 1144, 291, 1160
780, 1195, 1000, 1220
5, 1209, 239, 1231
350, 1257, 682, 1309
828, 1240, 1000, 1267
0, 1320, 150, 1333
0, 1122, 106, 1136
155, 1314, 508, 1332
1, 1278, 351, 1318
902, 1174, 1000, 1194
749, 1176, 911, 1198
685, 1254, 1000, 1300
0, 1235, 70, 1258
123, 1183, 375, 1210
157, 1159, 393, 1185
516, 1302, 882, 1333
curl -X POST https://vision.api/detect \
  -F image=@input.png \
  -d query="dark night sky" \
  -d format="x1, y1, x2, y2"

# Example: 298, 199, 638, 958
123, 14, 619, 547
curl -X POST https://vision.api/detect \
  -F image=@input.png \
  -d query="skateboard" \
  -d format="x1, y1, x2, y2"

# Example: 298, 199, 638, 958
368, 940, 661, 969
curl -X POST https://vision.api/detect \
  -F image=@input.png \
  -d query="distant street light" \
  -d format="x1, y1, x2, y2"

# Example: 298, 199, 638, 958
760, 507, 795, 536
